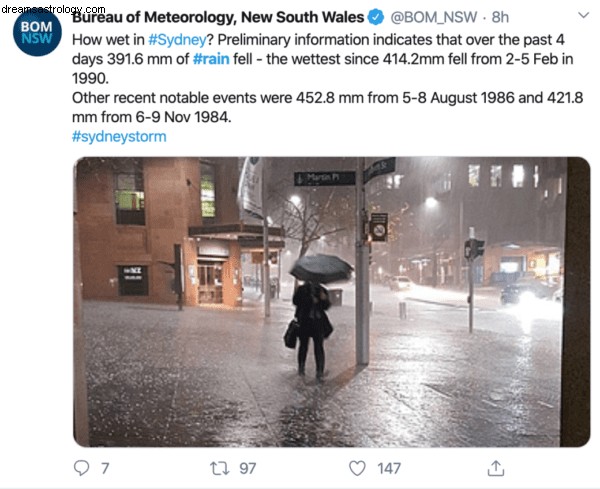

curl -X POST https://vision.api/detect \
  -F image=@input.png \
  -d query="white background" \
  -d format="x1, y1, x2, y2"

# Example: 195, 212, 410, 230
0, 1, 596, 488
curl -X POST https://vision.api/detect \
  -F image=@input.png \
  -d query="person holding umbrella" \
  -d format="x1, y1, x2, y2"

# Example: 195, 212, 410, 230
293, 281, 331, 381
290, 254, 352, 381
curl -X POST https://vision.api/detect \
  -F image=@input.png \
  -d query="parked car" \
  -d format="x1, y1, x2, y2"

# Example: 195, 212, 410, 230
390, 275, 413, 292
500, 280, 554, 305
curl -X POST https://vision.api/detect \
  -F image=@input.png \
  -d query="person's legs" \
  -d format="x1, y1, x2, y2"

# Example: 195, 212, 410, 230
313, 334, 325, 380
297, 334, 309, 375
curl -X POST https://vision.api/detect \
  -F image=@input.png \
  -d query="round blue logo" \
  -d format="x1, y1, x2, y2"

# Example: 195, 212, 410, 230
13, 9, 62, 56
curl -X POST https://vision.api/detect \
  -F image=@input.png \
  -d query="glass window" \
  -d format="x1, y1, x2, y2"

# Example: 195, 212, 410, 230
386, 174, 403, 190
118, 265, 148, 296
533, 165, 540, 188
468, 164, 480, 187
201, 163, 216, 219
385, 175, 393, 189
490, 165, 502, 187
512, 164, 525, 188
114, 161, 145, 225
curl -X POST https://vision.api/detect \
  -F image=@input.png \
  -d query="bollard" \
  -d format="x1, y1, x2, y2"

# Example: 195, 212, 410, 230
399, 301, 407, 320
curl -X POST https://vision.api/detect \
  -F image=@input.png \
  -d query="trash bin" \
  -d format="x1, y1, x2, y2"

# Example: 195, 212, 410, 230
270, 283, 277, 299
329, 288, 343, 306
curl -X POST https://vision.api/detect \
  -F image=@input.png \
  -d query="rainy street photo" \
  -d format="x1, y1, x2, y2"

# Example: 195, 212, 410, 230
73, 156, 589, 448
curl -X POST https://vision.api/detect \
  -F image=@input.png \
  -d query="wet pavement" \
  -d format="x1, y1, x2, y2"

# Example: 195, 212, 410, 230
82, 286, 561, 448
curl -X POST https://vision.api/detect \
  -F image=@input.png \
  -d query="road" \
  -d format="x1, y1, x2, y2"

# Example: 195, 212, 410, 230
321, 282, 563, 338
82, 282, 563, 447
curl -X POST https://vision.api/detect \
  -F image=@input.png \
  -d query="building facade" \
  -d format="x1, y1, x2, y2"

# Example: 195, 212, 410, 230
75, 157, 283, 308
367, 157, 567, 286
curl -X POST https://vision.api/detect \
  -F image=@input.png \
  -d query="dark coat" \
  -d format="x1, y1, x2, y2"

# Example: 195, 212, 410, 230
293, 282, 331, 337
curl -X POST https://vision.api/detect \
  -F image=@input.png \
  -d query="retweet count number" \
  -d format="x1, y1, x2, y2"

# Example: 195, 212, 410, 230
240, 462, 256, 475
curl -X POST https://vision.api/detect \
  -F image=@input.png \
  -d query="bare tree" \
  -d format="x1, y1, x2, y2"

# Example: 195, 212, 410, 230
272, 187, 350, 259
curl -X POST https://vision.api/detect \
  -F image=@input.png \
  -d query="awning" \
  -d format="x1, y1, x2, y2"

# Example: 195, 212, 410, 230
188, 222, 285, 251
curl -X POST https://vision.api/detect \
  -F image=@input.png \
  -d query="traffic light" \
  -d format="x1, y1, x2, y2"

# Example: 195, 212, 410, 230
464, 240, 472, 259
473, 239, 485, 258
464, 239, 485, 260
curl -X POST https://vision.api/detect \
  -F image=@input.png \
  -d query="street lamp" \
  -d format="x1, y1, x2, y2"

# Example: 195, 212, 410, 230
425, 196, 439, 209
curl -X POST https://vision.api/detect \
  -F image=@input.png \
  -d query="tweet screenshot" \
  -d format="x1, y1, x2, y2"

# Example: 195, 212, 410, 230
1, 0, 595, 488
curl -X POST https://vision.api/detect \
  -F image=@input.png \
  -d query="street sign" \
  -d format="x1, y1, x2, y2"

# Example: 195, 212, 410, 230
364, 157, 396, 183
369, 213, 388, 242
294, 171, 356, 186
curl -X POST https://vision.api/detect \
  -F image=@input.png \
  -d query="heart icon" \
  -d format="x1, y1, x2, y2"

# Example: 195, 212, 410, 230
349, 460, 366, 476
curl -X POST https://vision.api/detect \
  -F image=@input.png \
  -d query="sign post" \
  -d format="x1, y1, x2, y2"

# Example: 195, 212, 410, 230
238, 157, 270, 318
262, 159, 270, 318
174, 244, 184, 311
464, 228, 485, 333
356, 158, 370, 365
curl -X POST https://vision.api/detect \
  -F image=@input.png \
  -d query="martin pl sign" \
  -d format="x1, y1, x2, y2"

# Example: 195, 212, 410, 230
294, 171, 357, 187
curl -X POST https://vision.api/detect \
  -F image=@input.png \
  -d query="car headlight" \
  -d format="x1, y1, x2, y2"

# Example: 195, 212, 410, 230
519, 291, 536, 302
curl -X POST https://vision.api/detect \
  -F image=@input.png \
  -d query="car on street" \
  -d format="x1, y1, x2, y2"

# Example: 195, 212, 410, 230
500, 280, 554, 305
390, 275, 413, 292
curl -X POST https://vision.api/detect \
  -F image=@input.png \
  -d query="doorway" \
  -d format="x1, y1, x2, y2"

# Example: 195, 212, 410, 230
197, 262, 223, 304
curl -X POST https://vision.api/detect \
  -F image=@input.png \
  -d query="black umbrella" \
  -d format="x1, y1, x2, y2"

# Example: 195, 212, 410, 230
290, 254, 353, 285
